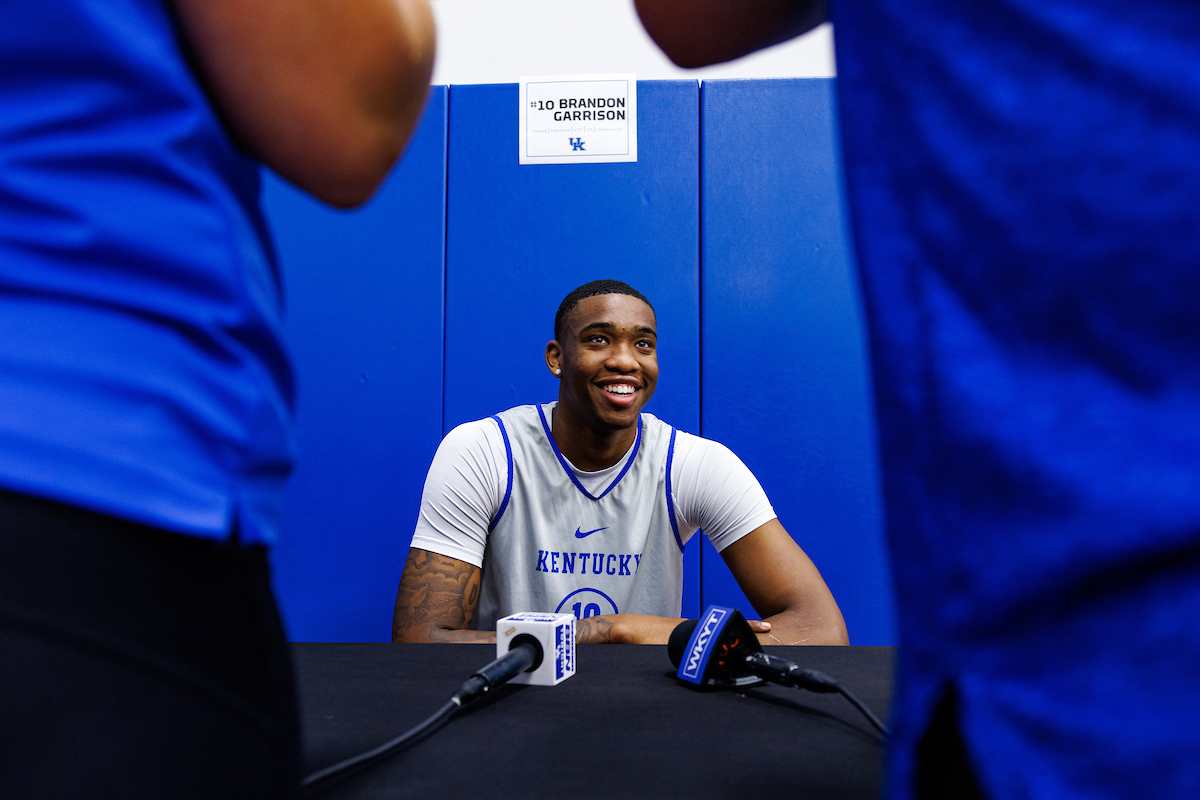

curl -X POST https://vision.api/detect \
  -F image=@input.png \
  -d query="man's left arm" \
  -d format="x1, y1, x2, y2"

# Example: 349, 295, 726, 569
572, 611, 772, 645
720, 518, 849, 645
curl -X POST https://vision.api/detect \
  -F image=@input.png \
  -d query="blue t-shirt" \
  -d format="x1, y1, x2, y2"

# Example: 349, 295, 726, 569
0, 0, 294, 544
832, 1, 1200, 797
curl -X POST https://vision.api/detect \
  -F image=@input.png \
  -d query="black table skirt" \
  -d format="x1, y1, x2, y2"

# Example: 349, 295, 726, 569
294, 643, 894, 799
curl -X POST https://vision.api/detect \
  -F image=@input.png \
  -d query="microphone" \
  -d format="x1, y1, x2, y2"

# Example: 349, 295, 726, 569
453, 637, 541, 705
457, 611, 576, 703
667, 606, 889, 737
667, 606, 840, 692
302, 612, 577, 796
668, 606, 766, 688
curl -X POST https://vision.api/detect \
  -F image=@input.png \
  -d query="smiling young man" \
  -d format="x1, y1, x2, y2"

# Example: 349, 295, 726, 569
392, 279, 847, 645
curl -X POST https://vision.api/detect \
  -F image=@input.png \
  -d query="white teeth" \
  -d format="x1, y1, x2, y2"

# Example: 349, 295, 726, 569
605, 384, 635, 396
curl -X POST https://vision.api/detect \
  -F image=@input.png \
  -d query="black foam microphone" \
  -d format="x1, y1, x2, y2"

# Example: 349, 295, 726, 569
668, 607, 765, 688
667, 605, 888, 736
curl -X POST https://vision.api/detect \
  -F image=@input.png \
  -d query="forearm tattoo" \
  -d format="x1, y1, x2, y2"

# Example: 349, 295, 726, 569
393, 549, 490, 642
574, 616, 614, 644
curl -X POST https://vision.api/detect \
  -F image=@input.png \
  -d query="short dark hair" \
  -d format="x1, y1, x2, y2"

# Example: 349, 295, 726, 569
554, 279, 654, 340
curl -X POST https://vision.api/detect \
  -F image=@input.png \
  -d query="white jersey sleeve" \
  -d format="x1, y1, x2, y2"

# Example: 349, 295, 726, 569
670, 431, 777, 552
409, 418, 507, 568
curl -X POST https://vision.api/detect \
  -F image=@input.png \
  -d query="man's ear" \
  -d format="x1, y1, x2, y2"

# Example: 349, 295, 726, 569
545, 341, 563, 377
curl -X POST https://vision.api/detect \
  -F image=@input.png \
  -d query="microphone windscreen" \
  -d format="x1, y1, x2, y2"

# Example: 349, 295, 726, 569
667, 618, 699, 668
496, 612, 576, 687
672, 606, 765, 688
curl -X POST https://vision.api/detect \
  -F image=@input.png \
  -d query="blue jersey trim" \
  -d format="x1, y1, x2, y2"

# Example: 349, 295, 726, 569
665, 427, 685, 553
536, 404, 642, 501
488, 415, 514, 533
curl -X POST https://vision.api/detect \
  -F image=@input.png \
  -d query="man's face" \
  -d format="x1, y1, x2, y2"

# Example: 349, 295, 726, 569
553, 293, 658, 432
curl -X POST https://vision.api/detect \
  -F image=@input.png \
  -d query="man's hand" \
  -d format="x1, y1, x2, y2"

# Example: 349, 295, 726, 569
171, 0, 435, 207
392, 549, 494, 643
634, 0, 826, 69
575, 614, 675, 644
722, 519, 849, 645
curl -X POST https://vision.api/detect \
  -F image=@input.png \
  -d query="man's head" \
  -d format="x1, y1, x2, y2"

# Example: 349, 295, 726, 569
554, 280, 654, 342
546, 280, 658, 433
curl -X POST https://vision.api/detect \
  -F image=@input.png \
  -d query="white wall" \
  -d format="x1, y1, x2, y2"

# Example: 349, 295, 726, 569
430, 0, 835, 86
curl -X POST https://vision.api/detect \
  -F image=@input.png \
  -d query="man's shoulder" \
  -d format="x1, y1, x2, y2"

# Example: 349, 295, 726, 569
489, 404, 551, 439
491, 403, 543, 421
668, 429, 746, 471
637, 411, 685, 436
636, 414, 712, 444
653, 421, 719, 449
439, 415, 512, 458
637, 416, 742, 469
445, 415, 499, 440
448, 404, 541, 435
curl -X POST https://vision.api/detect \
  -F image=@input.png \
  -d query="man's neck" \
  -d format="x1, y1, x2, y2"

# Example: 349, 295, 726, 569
549, 404, 637, 472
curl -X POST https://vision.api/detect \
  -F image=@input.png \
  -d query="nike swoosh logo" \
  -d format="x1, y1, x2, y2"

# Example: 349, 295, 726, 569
574, 526, 608, 539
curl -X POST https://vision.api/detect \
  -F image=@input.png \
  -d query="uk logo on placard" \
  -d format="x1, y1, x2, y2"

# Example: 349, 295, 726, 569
518, 73, 638, 165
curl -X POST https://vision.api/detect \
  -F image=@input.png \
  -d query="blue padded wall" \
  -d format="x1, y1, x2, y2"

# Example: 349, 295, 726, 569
700, 79, 895, 645
444, 81, 703, 617
264, 87, 448, 642
260, 79, 892, 642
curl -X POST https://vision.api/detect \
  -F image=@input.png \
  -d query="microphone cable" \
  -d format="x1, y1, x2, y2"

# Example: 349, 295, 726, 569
738, 651, 889, 737
670, 618, 890, 740
301, 636, 543, 797
300, 699, 459, 796
742, 654, 889, 737
835, 684, 888, 738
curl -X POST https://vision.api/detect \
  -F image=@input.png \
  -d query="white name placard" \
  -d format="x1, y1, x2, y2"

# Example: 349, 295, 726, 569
519, 73, 637, 165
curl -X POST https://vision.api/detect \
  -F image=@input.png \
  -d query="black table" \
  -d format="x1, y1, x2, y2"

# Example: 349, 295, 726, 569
294, 643, 894, 798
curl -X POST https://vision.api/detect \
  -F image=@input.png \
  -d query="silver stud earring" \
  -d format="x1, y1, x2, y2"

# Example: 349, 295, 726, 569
554, 368, 561, 376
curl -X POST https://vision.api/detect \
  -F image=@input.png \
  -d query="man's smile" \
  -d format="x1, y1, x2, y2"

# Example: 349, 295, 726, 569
597, 378, 641, 405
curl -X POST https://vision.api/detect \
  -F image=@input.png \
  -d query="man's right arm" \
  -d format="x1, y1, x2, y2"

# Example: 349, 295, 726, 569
392, 549, 495, 643
634, 0, 826, 68
170, 0, 435, 208
393, 420, 505, 642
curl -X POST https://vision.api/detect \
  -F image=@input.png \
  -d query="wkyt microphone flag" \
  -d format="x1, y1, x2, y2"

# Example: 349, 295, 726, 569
671, 605, 764, 689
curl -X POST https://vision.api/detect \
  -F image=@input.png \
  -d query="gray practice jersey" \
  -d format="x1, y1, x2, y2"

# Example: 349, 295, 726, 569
475, 404, 685, 628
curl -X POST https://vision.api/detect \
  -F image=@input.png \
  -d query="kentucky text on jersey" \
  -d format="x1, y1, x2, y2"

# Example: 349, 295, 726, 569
536, 550, 641, 576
